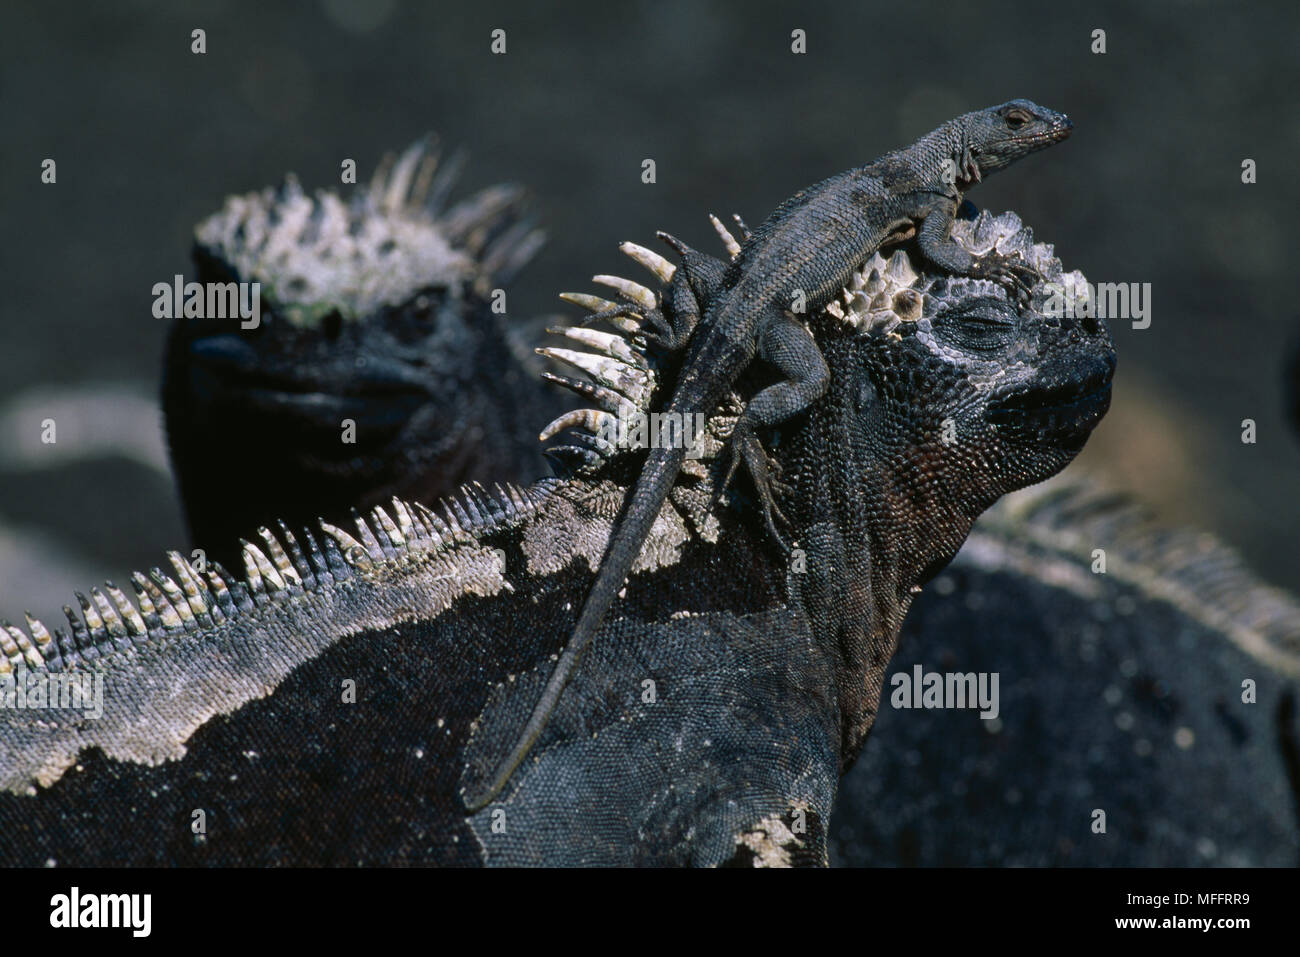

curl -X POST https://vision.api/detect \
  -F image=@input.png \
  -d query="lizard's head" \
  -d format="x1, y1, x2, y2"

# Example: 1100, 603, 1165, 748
962, 99, 1073, 178
164, 137, 546, 561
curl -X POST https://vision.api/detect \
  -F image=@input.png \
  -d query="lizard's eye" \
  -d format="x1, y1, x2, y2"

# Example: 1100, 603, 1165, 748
1005, 110, 1030, 129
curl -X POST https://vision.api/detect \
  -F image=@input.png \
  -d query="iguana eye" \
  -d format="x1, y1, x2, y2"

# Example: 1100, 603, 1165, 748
1005, 110, 1030, 129
934, 298, 1018, 354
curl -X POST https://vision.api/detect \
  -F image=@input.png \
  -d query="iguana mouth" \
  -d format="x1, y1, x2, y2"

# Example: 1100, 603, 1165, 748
971, 120, 1072, 161
242, 386, 426, 427
1028, 121, 1074, 147
186, 333, 432, 428
188, 334, 431, 395
987, 355, 1114, 437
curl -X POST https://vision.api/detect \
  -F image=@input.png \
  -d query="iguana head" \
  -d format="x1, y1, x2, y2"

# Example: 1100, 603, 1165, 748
163, 137, 550, 566
960, 99, 1073, 178
807, 209, 1114, 584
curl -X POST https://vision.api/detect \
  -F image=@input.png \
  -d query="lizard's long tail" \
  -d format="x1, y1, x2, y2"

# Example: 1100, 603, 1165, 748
463, 443, 689, 811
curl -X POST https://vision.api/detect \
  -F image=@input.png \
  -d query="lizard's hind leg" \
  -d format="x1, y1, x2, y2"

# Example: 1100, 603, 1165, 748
641, 271, 707, 352
716, 316, 829, 545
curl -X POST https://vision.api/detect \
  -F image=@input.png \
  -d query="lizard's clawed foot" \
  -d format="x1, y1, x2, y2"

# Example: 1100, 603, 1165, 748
637, 308, 672, 342
714, 426, 793, 549
638, 309, 690, 352
972, 253, 1037, 306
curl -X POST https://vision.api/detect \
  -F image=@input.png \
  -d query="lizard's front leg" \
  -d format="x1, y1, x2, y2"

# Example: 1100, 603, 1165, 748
717, 315, 829, 546
642, 267, 710, 352
917, 201, 1036, 302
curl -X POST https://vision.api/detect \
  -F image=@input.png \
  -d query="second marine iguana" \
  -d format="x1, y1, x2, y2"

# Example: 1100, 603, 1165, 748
467, 99, 1075, 809
163, 137, 556, 571
0, 210, 1114, 865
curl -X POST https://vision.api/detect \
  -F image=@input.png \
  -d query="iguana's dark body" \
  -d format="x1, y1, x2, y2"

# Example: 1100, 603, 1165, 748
468, 100, 1074, 808
0, 206, 1115, 864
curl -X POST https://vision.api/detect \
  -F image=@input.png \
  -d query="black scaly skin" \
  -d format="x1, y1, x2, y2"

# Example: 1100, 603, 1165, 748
465, 100, 1075, 810
0, 211, 1116, 864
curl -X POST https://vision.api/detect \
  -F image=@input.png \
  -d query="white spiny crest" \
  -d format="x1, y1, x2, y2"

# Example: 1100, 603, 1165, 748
1, 485, 546, 674
557, 292, 642, 334
369, 134, 464, 215
538, 408, 621, 445
243, 542, 286, 595
537, 347, 646, 398
542, 221, 745, 466
592, 274, 657, 311
548, 325, 644, 367
619, 242, 676, 283
194, 134, 544, 327
24, 614, 55, 655
709, 214, 742, 259
1, 624, 42, 672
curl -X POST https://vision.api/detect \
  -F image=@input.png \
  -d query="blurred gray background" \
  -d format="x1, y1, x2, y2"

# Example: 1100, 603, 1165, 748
1, 1, 1296, 635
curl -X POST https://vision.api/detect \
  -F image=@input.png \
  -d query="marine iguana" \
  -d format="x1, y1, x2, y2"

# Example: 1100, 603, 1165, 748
0, 208, 1113, 864
163, 137, 557, 571
468, 99, 1075, 810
